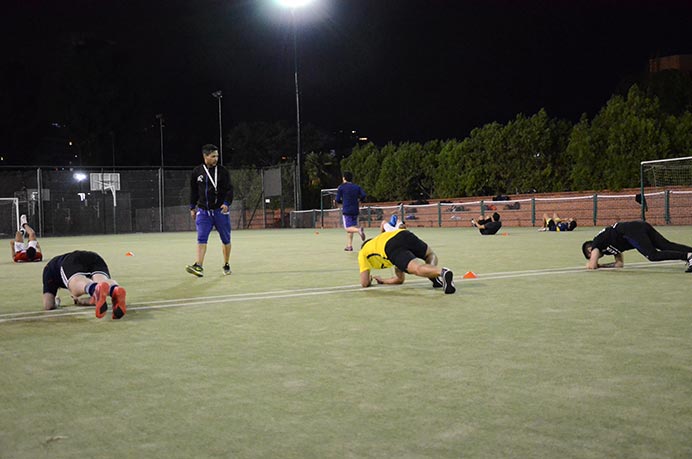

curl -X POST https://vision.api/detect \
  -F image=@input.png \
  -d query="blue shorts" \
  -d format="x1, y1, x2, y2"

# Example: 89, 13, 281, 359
342, 214, 358, 229
196, 209, 231, 245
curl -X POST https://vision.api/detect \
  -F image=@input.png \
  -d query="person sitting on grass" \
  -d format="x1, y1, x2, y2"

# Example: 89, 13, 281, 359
471, 212, 502, 235
582, 220, 692, 272
539, 212, 577, 232
358, 221, 455, 294
10, 214, 43, 263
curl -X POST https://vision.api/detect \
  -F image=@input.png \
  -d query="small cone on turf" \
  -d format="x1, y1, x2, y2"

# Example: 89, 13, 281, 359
463, 271, 477, 279
125, 251, 134, 257
501, 232, 509, 236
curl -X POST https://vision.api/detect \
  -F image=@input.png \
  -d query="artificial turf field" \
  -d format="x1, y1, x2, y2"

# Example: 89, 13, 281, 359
1, 226, 691, 458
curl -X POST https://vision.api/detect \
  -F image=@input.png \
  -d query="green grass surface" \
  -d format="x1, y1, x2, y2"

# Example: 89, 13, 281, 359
1, 226, 692, 458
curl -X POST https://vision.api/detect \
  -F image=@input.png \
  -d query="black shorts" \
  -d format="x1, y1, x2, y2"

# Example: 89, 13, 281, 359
384, 231, 429, 273
60, 251, 110, 286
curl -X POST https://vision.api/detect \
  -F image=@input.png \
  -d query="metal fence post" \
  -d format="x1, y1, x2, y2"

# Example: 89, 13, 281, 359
665, 190, 670, 224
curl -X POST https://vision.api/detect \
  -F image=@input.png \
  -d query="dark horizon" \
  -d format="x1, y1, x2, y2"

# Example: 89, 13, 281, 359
2, 0, 692, 167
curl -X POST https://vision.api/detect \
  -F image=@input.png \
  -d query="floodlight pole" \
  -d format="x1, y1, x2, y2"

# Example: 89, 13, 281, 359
156, 114, 165, 232
212, 90, 224, 165
292, 9, 303, 211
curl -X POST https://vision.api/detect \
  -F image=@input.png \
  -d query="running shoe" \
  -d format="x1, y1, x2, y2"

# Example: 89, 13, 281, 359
344, 246, 353, 252
686, 254, 692, 273
111, 286, 127, 320
223, 263, 232, 275
431, 276, 443, 288
91, 281, 110, 318
358, 227, 366, 241
186, 263, 204, 277
440, 268, 456, 294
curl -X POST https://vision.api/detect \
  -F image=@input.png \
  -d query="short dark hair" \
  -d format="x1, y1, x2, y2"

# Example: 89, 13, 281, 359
581, 240, 593, 260
343, 171, 353, 182
568, 220, 577, 231
492, 212, 500, 221
202, 144, 219, 155
26, 247, 37, 260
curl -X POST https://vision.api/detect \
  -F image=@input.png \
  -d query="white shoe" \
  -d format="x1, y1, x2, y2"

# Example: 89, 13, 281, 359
20, 214, 27, 228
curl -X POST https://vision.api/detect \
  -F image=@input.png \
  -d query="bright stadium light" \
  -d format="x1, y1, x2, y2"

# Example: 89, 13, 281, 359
276, 0, 314, 7
73, 172, 87, 182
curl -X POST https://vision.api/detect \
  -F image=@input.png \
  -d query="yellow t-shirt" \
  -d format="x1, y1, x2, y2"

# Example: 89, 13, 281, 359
357, 229, 404, 272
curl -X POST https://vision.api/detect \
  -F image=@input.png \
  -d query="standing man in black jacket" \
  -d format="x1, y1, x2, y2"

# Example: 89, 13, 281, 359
186, 144, 234, 277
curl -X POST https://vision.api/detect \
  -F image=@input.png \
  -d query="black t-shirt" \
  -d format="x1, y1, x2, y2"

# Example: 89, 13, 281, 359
480, 220, 502, 235
591, 225, 633, 255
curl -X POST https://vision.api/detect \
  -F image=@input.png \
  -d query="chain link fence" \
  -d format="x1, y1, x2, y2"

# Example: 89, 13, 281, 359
0, 164, 295, 237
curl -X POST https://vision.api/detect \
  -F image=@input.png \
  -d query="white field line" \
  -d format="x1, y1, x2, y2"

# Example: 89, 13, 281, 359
0, 261, 679, 324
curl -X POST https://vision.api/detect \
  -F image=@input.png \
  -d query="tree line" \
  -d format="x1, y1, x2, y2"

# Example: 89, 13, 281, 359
340, 82, 692, 202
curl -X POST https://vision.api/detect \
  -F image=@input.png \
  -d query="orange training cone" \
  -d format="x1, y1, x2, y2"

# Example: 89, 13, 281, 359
125, 251, 134, 257
463, 271, 477, 279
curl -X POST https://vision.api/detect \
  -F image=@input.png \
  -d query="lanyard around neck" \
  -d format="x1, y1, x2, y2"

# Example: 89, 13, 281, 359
203, 165, 217, 190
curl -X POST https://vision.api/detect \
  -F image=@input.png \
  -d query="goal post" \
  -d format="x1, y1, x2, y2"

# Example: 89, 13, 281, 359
640, 156, 692, 221
319, 188, 339, 228
0, 197, 20, 238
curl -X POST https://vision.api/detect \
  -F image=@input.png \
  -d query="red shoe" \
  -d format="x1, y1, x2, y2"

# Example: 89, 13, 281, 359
91, 282, 109, 319
111, 286, 127, 320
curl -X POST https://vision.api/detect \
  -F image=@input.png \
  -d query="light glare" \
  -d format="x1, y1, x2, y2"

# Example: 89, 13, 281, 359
276, 0, 314, 8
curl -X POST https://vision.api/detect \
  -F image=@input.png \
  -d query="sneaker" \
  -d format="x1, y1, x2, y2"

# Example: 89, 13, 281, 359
686, 254, 692, 273
223, 263, 232, 275
344, 246, 353, 252
431, 276, 443, 288
388, 214, 398, 227
91, 281, 110, 318
358, 227, 366, 241
20, 214, 27, 228
440, 268, 456, 294
470, 219, 477, 228
186, 263, 204, 277
111, 286, 127, 320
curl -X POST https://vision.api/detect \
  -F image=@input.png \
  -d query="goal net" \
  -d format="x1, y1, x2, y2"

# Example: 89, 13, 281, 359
640, 156, 692, 221
319, 188, 341, 228
0, 198, 20, 238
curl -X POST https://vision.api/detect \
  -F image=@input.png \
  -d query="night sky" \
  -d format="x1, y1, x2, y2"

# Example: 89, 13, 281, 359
3, 0, 692, 166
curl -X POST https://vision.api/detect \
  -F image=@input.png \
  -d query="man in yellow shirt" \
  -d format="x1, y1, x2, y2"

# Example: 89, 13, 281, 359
357, 226, 455, 294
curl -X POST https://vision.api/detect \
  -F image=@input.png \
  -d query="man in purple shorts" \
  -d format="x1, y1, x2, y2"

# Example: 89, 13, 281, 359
186, 144, 234, 277
335, 171, 367, 251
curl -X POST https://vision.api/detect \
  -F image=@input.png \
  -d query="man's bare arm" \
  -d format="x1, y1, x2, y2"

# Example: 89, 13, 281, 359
372, 267, 406, 285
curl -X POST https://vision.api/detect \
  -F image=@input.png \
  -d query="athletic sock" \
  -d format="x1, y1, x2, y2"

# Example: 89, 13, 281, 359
109, 284, 119, 296
86, 282, 97, 296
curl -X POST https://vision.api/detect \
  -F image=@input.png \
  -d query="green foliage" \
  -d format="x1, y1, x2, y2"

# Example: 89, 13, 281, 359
568, 85, 675, 190
338, 88, 691, 200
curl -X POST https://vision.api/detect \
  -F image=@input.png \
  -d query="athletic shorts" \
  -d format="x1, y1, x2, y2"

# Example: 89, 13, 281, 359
342, 214, 358, 229
196, 208, 231, 245
13, 241, 42, 262
60, 251, 110, 287
384, 231, 429, 273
